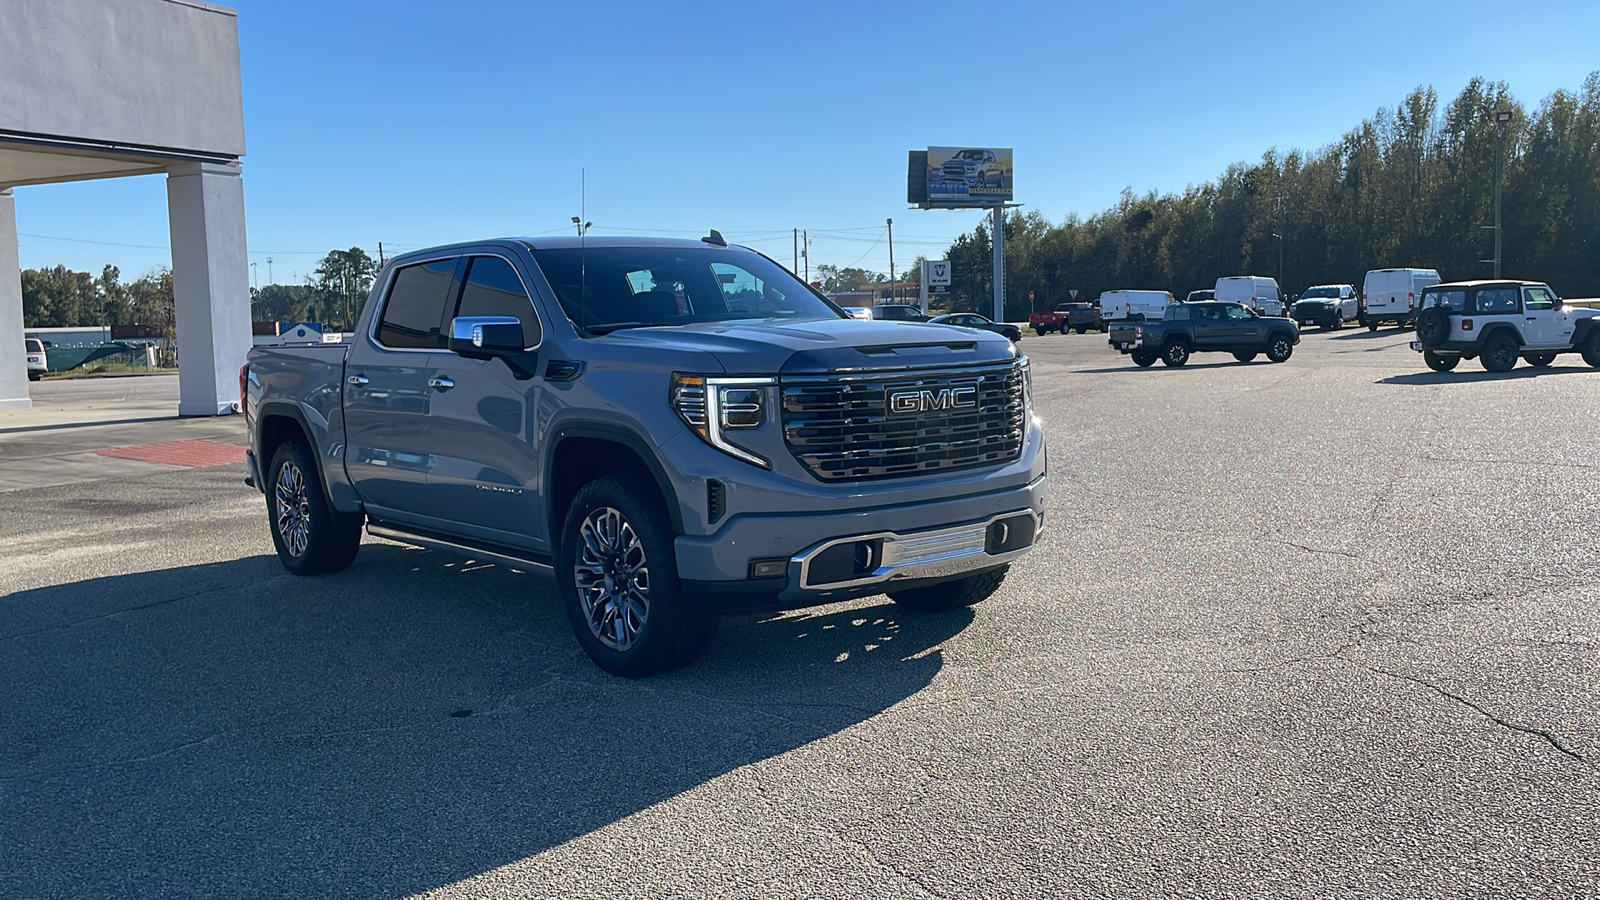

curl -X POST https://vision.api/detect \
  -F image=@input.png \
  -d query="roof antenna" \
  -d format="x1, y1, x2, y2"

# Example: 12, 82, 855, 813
579, 169, 587, 331
702, 229, 727, 248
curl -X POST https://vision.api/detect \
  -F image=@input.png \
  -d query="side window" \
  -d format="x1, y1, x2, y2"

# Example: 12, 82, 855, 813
456, 256, 542, 348
1524, 287, 1556, 311
1225, 305, 1252, 321
377, 259, 457, 349
1475, 288, 1519, 315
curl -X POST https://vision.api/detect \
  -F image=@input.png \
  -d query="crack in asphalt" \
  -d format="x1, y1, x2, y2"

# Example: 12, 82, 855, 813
1365, 666, 1591, 767
1278, 540, 1369, 562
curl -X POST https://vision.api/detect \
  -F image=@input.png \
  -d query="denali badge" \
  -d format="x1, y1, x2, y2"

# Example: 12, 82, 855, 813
889, 385, 978, 415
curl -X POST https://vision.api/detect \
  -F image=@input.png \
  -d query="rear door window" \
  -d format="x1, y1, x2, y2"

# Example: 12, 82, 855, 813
455, 256, 542, 348
377, 259, 458, 349
1474, 288, 1519, 315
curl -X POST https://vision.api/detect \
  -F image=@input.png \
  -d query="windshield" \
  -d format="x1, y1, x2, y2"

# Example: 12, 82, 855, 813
1300, 287, 1340, 299
956, 150, 986, 160
530, 246, 843, 333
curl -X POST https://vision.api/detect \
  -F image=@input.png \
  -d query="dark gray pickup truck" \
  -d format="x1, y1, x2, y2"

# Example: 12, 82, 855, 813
243, 235, 1047, 676
1108, 301, 1300, 367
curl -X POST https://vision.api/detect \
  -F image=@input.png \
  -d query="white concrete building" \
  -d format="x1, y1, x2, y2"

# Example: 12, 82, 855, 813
1, 0, 248, 414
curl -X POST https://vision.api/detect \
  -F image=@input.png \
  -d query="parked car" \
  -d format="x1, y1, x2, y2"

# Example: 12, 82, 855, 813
243, 235, 1046, 677
929, 312, 1023, 342
840, 306, 874, 320
1029, 303, 1073, 335
872, 303, 930, 322
1098, 290, 1175, 327
1186, 290, 1215, 303
1410, 280, 1600, 373
1029, 302, 1100, 335
1362, 268, 1441, 330
1215, 276, 1284, 317
1291, 284, 1359, 330
1108, 302, 1300, 367
25, 337, 47, 381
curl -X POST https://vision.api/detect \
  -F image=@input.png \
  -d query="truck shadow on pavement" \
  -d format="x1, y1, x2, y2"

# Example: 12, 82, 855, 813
1378, 366, 1597, 385
1, 545, 971, 897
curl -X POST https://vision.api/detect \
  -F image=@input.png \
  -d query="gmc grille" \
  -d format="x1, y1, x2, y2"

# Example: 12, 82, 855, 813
781, 361, 1025, 482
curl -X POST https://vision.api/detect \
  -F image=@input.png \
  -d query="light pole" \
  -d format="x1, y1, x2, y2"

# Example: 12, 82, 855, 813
886, 218, 895, 305
1493, 109, 1512, 278
571, 216, 592, 236
250, 261, 258, 290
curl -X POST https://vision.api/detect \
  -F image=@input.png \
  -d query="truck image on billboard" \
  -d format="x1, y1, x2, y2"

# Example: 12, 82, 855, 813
926, 147, 1013, 206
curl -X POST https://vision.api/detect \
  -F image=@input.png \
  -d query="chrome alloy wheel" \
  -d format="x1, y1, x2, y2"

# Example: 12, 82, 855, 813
574, 506, 650, 652
274, 460, 311, 558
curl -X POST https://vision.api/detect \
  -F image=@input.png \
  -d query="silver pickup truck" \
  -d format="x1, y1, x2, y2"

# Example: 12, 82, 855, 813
243, 235, 1047, 676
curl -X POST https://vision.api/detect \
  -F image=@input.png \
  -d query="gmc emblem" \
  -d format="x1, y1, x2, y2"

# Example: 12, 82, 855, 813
889, 385, 978, 415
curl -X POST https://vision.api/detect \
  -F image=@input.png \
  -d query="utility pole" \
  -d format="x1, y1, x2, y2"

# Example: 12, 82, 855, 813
1493, 109, 1511, 278
1276, 196, 1284, 286
793, 228, 799, 274
991, 206, 1004, 324
887, 218, 895, 305
803, 229, 809, 283
378, 242, 385, 267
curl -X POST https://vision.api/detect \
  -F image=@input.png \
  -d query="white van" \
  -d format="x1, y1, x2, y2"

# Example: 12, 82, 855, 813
1215, 276, 1283, 316
1099, 289, 1174, 322
25, 337, 47, 381
1361, 268, 1441, 330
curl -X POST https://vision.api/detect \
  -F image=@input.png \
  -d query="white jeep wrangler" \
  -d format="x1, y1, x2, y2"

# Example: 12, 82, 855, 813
1410, 280, 1600, 373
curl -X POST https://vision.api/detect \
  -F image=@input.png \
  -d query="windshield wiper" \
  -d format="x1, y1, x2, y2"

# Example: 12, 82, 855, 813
585, 322, 666, 335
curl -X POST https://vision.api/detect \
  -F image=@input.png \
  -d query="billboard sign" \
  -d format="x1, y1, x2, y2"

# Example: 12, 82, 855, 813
924, 147, 1013, 207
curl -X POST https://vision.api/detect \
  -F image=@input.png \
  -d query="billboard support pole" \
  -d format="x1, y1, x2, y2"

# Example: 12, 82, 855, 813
919, 262, 929, 314
991, 205, 1004, 324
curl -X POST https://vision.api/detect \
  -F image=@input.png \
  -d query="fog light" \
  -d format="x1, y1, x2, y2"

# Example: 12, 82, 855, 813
750, 559, 788, 579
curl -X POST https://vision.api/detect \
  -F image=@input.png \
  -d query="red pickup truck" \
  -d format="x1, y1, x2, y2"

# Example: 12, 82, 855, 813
1030, 302, 1101, 335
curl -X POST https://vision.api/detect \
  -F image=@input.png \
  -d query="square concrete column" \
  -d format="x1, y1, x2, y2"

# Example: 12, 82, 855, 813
167, 161, 251, 416
0, 188, 30, 412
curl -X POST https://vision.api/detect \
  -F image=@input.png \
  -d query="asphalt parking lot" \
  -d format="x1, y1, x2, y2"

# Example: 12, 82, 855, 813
3, 328, 1598, 898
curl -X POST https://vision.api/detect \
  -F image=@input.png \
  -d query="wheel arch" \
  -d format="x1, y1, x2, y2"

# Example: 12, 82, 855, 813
1477, 323, 1525, 348
547, 425, 685, 547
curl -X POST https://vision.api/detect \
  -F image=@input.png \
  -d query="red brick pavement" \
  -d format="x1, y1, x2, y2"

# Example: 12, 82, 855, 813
95, 440, 248, 468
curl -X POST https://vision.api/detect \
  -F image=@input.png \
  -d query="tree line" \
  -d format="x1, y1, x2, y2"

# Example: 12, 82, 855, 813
934, 74, 1600, 320
21, 247, 380, 333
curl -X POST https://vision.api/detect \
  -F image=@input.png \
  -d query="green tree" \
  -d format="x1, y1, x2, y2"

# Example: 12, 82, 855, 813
314, 247, 378, 330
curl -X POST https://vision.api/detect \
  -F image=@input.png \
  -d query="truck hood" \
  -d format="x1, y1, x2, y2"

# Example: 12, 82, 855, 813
596, 317, 1017, 375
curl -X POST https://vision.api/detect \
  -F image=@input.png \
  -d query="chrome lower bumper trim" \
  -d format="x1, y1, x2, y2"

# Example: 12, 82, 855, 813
792, 509, 1040, 592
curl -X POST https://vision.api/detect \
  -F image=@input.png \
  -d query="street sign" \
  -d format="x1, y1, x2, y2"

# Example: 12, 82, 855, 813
926, 260, 951, 287
1070, 290, 1079, 300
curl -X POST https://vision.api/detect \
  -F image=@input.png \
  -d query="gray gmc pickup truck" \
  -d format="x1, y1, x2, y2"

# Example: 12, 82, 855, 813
243, 235, 1047, 676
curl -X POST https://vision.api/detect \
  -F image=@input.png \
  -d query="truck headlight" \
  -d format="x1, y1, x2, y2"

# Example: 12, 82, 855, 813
1018, 357, 1033, 412
671, 374, 774, 469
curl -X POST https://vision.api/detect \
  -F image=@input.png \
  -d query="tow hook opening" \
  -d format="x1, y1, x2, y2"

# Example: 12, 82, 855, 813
807, 538, 885, 586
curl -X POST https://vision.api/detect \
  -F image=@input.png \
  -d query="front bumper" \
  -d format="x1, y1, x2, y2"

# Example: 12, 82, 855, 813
676, 473, 1047, 613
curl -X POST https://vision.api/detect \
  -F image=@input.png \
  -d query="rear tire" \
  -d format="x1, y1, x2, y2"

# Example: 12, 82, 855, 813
1423, 350, 1459, 372
558, 473, 716, 677
266, 438, 363, 576
1233, 351, 1257, 363
888, 566, 1008, 612
1130, 348, 1158, 367
1481, 334, 1519, 373
1161, 341, 1190, 367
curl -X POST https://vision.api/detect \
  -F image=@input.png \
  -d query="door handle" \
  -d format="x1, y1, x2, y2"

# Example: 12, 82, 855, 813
1526, 317, 1537, 322
347, 375, 369, 387
428, 376, 455, 391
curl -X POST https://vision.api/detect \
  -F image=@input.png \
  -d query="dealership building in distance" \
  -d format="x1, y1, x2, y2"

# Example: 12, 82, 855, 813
0, 0, 249, 414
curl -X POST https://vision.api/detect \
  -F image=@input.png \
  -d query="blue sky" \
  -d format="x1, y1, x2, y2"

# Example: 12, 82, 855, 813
15, 0, 1600, 284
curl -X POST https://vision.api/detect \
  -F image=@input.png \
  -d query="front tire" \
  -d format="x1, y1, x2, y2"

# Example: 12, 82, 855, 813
558, 473, 716, 678
1423, 350, 1459, 372
1583, 333, 1600, 368
1131, 348, 1158, 367
888, 566, 1009, 612
267, 439, 363, 575
1527, 352, 1557, 367
1161, 341, 1190, 367
1265, 335, 1294, 363
1367, 320, 1379, 332
1481, 334, 1519, 373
